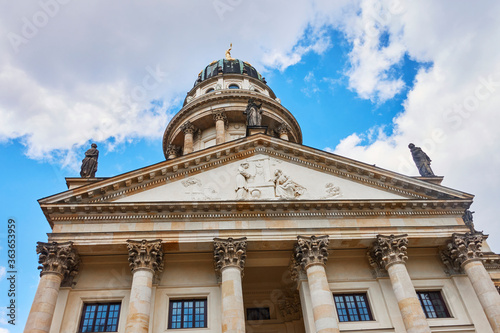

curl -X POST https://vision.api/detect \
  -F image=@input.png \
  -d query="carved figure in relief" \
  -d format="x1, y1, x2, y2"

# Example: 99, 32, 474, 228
271, 169, 306, 199
323, 182, 342, 198
235, 163, 252, 200
244, 98, 263, 126
80, 143, 99, 178
408, 143, 435, 176
182, 177, 218, 200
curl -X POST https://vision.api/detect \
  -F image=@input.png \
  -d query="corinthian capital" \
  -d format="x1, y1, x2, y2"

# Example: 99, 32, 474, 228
181, 121, 196, 134
212, 109, 227, 122
36, 241, 79, 282
294, 235, 329, 269
213, 237, 247, 273
276, 122, 291, 135
441, 232, 484, 274
369, 234, 408, 270
127, 239, 164, 273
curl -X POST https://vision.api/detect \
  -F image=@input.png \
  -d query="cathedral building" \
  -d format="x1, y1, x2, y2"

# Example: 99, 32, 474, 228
25, 51, 500, 333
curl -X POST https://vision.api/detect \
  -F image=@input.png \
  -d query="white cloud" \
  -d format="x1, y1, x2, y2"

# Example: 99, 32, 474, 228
0, 266, 5, 281
332, 0, 500, 251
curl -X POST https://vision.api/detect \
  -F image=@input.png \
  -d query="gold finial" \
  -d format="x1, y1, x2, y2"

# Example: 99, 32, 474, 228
225, 43, 235, 61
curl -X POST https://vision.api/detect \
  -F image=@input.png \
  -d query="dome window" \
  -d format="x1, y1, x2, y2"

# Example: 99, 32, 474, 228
206, 88, 215, 93
228, 84, 240, 89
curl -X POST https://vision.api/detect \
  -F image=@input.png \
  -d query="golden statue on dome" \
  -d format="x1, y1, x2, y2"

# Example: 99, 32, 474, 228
225, 43, 235, 61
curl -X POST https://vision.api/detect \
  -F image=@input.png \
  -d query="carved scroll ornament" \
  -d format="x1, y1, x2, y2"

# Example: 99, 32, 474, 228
36, 241, 80, 282
213, 237, 247, 273
127, 239, 164, 273
294, 235, 329, 269
441, 232, 484, 274
369, 234, 408, 270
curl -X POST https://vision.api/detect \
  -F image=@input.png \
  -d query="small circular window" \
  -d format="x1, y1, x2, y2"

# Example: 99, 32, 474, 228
228, 84, 239, 89
206, 88, 215, 93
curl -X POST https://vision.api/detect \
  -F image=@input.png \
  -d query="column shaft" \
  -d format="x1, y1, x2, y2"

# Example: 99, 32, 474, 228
305, 264, 339, 333
125, 268, 154, 333
387, 262, 430, 333
216, 119, 226, 144
298, 280, 316, 333
221, 266, 245, 333
184, 132, 194, 154
24, 273, 63, 333
463, 261, 500, 332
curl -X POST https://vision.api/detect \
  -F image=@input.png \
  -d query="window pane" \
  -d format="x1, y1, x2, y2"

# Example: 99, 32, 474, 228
169, 299, 207, 329
334, 294, 373, 322
79, 303, 120, 333
417, 291, 450, 319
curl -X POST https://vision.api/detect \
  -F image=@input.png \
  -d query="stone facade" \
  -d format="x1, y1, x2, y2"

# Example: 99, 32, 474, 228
26, 57, 500, 333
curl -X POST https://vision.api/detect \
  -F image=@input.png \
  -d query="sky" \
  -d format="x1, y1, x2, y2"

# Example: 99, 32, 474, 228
1, 0, 500, 331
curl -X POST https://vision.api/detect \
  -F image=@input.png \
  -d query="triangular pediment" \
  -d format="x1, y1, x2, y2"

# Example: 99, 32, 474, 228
115, 153, 410, 202
39, 134, 473, 207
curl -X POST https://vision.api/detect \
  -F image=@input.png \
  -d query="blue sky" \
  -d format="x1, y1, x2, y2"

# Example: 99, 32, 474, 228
2, 1, 500, 331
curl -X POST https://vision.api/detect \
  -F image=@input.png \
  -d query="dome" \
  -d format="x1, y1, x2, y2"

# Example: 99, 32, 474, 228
194, 59, 266, 87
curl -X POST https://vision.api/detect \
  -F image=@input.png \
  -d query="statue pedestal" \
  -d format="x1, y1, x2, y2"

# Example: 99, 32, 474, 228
246, 126, 268, 136
412, 176, 444, 185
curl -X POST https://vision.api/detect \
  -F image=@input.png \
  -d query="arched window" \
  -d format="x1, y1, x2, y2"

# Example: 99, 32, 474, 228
228, 84, 239, 89
206, 88, 215, 93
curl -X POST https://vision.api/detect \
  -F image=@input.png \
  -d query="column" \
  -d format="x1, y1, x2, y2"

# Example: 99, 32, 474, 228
25, 242, 79, 333
166, 144, 180, 159
181, 121, 196, 155
290, 255, 315, 333
441, 232, 500, 332
369, 234, 431, 333
214, 237, 247, 333
125, 239, 163, 333
277, 122, 290, 141
295, 235, 339, 333
213, 109, 227, 144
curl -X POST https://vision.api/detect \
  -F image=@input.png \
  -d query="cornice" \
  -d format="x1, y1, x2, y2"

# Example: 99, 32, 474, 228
39, 135, 473, 212
43, 199, 468, 224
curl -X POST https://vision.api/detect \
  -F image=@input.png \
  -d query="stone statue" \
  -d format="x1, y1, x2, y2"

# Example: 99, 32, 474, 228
244, 98, 263, 126
235, 163, 252, 200
271, 169, 306, 199
462, 209, 479, 233
408, 143, 435, 177
225, 43, 234, 61
80, 143, 99, 178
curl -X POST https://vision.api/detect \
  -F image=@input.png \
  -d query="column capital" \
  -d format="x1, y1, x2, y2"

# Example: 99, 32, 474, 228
36, 241, 79, 283
294, 235, 329, 269
289, 254, 307, 282
165, 144, 180, 159
127, 239, 164, 273
441, 232, 484, 273
181, 121, 196, 134
213, 237, 247, 273
276, 122, 291, 135
369, 234, 408, 270
212, 109, 227, 122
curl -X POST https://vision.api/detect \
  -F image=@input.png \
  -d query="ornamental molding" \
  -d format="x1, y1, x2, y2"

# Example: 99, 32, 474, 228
213, 237, 247, 274
126, 239, 164, 273
440, 232, 484, 274
368, 234, 409, 270
36, 241, 79, 285
276, 122, 291, 135
47, 203, 468, 223
294, 235, 329, 269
